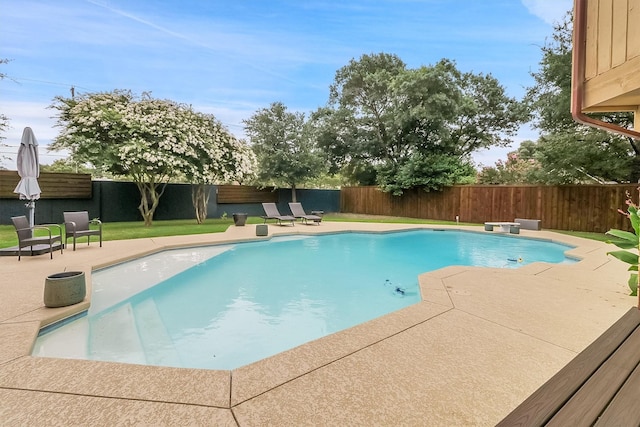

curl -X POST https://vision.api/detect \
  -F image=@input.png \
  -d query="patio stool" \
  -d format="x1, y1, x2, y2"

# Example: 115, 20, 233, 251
256, 224, 268, 236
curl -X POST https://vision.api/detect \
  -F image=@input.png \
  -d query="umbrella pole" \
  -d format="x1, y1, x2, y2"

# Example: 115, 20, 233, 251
28, 200, 35, 236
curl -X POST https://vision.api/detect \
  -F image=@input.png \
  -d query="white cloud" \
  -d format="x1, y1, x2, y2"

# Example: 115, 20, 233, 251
521, 0, 572, 25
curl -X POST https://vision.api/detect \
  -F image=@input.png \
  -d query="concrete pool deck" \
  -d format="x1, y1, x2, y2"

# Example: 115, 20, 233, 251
0, 222, 636, 426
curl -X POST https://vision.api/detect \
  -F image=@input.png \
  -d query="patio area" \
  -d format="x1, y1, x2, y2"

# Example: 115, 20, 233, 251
0, 222, 635, 426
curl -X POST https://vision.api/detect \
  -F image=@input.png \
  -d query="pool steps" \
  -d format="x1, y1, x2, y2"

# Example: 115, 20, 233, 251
87, 300, 179, 366
133, 299, 180, 366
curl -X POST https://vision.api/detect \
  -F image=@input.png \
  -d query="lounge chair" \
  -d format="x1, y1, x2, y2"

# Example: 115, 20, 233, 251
261, 203, 295, 226
63, 211, 102, 250
288, 202, 322, 225
11, 215, 63, 260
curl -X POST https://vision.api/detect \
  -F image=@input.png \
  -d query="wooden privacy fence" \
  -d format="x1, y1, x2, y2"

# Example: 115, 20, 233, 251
341, 185, 639, 233
216, 185, 278, 204
0, 171, 92, 199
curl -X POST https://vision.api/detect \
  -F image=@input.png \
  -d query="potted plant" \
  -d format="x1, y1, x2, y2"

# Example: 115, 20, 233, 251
606, 189, 640, 301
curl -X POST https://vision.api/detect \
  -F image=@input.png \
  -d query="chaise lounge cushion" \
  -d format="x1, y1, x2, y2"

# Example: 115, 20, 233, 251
261, 203, 295, 226
288, 202, 322, 224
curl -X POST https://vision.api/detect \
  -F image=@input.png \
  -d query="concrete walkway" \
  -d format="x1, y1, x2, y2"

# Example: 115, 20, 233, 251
0, 222, 635, 426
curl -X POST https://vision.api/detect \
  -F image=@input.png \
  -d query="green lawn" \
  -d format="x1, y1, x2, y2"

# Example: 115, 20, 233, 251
0, 217, 239, 249
555, 230, 610, 242
0, 214, 610, 249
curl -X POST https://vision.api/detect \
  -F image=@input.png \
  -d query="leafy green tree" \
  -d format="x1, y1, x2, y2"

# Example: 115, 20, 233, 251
317, 53, 525, 194
477, 141, 543, 184
479, 134, 632, 185
40, 158, 95, 174
309, 107, 376, 185
526, 14, 574, 133
50, 90, 254, 225
533, 131, 632, 183
243, 102, 324, 202
526, 12, 637, 181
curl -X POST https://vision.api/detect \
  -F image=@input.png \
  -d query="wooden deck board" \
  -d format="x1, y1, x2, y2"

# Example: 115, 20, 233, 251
497, 307, 640, 427
546, 324, 640, 426
594, 361, 640, 426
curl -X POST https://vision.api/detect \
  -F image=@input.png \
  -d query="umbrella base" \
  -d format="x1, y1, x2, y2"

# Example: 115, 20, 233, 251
0, 242, 63, 257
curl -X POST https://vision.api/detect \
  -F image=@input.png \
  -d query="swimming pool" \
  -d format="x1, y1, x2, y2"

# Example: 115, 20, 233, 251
33, 230, 575, 370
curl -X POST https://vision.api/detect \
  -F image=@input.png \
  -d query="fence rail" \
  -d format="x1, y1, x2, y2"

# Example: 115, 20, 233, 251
340, 185, 637, 233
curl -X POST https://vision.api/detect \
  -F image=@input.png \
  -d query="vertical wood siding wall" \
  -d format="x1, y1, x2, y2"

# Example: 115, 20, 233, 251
582, 0, 640, 111
585, 0, 640, 80
341, 185, 638, 232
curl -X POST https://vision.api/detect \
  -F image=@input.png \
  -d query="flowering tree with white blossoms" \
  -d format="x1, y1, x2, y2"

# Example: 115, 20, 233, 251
50, 90, 255, 226
182, 112, 256, 223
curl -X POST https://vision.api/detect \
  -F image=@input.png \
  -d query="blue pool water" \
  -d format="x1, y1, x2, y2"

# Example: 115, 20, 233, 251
33, 230, 575, 370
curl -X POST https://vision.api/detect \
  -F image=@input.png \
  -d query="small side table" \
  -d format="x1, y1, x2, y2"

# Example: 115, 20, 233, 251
256, 224, 268, 236
311, 210, 324, 217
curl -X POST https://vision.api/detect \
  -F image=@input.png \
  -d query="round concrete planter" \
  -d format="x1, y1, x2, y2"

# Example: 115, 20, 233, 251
44, 271, 86, 308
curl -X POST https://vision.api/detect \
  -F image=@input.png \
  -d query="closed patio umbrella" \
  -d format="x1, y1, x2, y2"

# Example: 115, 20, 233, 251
13, 127, 42, 227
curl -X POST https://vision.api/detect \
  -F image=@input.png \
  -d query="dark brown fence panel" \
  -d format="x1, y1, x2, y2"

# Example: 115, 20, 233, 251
216, 185, 279, 204
40, 173, 92, 199
0, 171, 92, 199
0, 170, 17, 198
341, 185, 638, 233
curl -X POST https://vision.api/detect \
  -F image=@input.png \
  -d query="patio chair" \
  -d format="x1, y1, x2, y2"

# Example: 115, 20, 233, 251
11, 215, 63, 261
63, 211, 103, 250
261, 203, 295, 226
288, 202, 322, 225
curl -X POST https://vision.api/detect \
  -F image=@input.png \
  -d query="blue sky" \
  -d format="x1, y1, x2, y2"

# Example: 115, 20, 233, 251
0, 0, 571, 168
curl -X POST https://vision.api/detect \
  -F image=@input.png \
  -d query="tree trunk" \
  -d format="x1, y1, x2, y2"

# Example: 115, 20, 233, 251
135, 181, 166, 227
192, 184, 210, 224
291, 183, 297, 202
